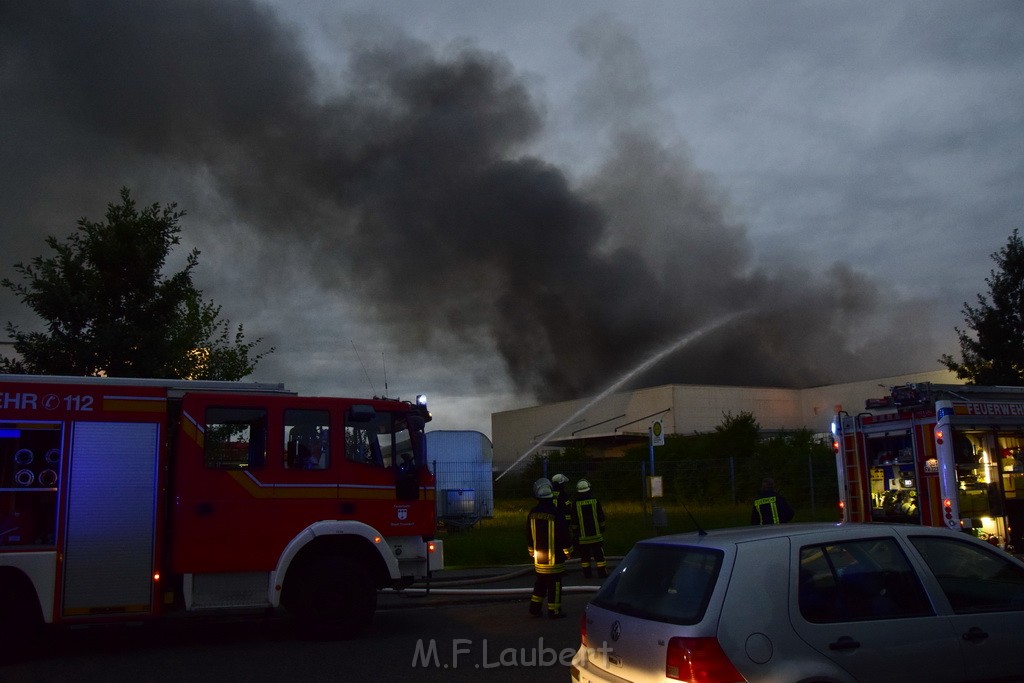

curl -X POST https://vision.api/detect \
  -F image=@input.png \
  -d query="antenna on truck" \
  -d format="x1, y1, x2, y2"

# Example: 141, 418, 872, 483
351, 340, 377, 397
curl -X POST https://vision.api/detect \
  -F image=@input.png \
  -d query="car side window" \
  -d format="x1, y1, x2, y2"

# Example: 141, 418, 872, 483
799, 538, 933, 622
910, 536, 1024, 614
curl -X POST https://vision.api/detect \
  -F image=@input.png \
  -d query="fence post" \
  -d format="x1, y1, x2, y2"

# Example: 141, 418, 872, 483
730, 456, 736, 505
641, 460, 647, 510
641, 461, 649, 529
807, 451, 816, 520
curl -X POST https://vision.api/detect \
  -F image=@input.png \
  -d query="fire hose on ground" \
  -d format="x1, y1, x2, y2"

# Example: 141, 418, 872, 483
380, 558, 624, 597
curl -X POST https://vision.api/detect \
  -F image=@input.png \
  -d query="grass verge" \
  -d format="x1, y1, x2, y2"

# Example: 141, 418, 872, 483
439, 499, 838, 568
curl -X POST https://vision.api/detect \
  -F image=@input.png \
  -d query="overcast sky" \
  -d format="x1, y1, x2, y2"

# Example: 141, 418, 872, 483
2, 1, 1022, 438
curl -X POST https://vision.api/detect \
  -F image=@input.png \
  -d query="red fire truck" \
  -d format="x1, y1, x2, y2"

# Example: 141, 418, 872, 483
0, 374, 441, 639
834, 383, 1024, 551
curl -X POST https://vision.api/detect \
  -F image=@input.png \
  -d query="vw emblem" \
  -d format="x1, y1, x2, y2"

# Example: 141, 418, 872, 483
610, 620, 621, 642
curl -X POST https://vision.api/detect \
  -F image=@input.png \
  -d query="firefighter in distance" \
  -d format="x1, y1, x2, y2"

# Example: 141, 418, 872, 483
751, 477, 794, 525
550, 473, 575, 541
571, 478, 607, 578
526, 478, 574, 619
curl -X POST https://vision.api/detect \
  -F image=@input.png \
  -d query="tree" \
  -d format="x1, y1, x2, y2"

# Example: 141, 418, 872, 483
940, 229, 1024, 385
714, 411, 761, 458
1, 188, 272, 380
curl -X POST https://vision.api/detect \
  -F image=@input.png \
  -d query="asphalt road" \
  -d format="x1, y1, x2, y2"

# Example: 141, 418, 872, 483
2, 567, 603, 683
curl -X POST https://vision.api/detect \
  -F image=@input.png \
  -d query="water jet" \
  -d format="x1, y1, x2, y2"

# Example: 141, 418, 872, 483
495, 311, 744, 481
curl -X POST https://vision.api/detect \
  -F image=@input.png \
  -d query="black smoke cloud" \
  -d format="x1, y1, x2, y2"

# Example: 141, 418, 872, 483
0, 1, 942, 402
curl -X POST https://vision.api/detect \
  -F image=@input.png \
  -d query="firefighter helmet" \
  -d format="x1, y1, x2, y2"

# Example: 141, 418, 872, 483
533, 478, 553, 499
576, 479, 591, 493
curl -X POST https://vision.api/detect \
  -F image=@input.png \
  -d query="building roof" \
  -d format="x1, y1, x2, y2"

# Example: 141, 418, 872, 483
490, 369, 958, 465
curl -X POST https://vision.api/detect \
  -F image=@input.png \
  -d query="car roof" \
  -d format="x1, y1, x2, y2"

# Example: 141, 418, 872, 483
636, 522, 960, 551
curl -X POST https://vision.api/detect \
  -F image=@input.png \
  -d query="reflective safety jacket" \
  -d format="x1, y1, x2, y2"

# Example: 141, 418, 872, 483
751, 490, 794, 525
572, 495, 606, 544
526, 499, 573, 574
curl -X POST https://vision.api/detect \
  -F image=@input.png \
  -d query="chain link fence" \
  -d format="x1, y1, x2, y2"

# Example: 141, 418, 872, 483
434, 450, 839, 521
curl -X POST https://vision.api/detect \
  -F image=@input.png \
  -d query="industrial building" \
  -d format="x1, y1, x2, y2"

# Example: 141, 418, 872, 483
491, 369, 958, 467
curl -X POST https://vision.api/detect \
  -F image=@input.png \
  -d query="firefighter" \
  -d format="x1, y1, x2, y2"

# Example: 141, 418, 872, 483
287, 424, 322, 469
571, 479, 607, 578
751, 477, 794, 525
551, 473, 569, 505
550, 473, 575, 540
526, 478, 573, 619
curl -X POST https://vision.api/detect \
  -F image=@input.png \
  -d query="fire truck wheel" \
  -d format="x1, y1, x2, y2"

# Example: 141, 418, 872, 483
0, 574, 44, 656
287, 556, 376, 639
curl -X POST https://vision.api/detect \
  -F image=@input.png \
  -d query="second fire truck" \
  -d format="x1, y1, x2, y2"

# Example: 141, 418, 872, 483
0, 374, 442, 639
834, 383, 1024, 550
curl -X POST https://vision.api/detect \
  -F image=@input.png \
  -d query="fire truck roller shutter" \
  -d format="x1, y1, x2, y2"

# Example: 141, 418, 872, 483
62, 421, 161, 616
280, 534, 388, 638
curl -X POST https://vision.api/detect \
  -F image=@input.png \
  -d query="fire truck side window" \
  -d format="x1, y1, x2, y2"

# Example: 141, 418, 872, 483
204, 407, 267, 469
284, 409, 330, 470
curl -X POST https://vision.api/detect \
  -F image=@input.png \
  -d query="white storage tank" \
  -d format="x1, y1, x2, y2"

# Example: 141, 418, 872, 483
426, 430, 493, 519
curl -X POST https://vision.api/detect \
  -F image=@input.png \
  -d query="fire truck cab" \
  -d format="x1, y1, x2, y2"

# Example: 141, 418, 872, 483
834, 383, 1024, 551
0, 375, 442, 640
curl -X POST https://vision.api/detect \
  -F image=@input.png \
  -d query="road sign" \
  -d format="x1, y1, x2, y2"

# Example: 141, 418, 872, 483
651, 419, 665, 447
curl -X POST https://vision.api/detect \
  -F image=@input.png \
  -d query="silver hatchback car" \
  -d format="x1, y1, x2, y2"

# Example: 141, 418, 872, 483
571, 523, 1024, 682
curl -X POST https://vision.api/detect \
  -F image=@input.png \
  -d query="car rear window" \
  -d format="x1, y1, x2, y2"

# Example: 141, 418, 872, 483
591, 543, 722, 625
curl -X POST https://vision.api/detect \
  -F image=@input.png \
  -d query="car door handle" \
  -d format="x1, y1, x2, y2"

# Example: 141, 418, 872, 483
829, 636, 861, 651
962, 626, 989, 643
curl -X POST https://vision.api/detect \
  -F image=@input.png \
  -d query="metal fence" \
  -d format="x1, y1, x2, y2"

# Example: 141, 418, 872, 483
433, 452, 840, 520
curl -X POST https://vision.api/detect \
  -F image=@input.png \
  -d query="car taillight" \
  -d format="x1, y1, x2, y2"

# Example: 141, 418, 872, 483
580, 611, 588, 648
666, 637, 745, 682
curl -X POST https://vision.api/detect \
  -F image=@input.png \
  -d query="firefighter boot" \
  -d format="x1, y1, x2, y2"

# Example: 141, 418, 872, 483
581, 561, 592, 579
529, 595, 542, 618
